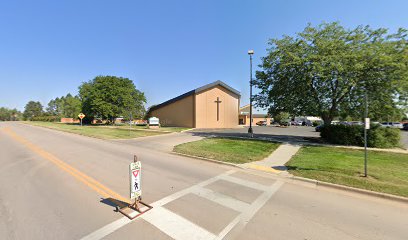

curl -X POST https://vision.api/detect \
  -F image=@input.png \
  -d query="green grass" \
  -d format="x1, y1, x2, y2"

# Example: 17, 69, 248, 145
23, 121, 168, 139
112, 124, 191, 132
173, 138, 280, 164
286, 146, 408, 197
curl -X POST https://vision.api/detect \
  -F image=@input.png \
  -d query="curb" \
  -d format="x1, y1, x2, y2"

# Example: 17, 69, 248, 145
243, 163, 283, 174
291, 176, 408, 204
170, 152, 244, 169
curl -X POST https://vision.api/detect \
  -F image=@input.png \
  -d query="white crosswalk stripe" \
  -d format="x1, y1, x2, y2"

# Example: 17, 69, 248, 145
79, 170, 284, 240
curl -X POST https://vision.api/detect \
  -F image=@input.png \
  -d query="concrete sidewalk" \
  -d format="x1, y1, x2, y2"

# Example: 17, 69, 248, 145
242, 143, 301, 173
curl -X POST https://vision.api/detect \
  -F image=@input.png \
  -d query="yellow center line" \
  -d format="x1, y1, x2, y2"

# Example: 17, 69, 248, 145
1, 127, 129, 204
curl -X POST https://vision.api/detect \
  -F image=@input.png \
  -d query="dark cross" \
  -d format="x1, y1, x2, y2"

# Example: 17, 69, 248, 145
214, 97, 222, 121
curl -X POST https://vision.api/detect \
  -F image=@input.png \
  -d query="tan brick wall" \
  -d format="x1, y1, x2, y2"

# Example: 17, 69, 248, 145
195, 86, 239, 128
149, 95, 194, 127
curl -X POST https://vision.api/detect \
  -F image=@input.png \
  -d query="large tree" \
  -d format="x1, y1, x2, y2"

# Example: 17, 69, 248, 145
23, 101, 43, 120
47, 94, 81, 118
78, 76, 146, 121
253, 22, 408, 124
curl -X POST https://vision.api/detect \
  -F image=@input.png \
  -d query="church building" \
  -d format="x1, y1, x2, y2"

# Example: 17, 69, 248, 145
147, 81, 240, 128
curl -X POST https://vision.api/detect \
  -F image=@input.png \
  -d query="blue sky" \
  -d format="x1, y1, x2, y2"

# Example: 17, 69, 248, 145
1, 0, 407, 111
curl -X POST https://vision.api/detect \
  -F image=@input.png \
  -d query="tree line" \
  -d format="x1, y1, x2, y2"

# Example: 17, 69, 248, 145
2, 76, 146, 123
0, 107, 22, 121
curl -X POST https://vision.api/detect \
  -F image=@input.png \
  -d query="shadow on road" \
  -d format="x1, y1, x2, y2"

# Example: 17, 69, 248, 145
100, 198, 129, 212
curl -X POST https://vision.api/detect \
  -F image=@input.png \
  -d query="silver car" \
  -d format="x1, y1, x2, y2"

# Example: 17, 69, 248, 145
381, 122, 403, 129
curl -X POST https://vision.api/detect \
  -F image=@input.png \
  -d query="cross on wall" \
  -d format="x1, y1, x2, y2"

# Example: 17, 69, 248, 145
214, 97, 222, 121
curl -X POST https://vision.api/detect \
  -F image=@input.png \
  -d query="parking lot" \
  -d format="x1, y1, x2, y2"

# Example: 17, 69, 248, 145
190, 126, 319, 144
191, 125, 408, 149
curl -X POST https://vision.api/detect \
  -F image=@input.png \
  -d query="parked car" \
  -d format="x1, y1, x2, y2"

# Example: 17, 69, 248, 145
381, 122, 403, 129
256, 120, 267, 126
403, 123, 408, 131
290, 120, 303, 126
315, 124, 324, 132
349, 121, 363, 126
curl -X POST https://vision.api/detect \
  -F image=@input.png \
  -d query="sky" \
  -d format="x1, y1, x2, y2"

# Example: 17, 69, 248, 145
1, 0, 407, 111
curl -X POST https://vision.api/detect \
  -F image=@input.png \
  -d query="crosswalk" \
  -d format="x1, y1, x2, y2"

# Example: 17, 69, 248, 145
81, 170, 284, 240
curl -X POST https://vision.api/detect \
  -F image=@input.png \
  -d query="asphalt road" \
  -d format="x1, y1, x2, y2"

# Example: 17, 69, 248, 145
1, 122, 407, 240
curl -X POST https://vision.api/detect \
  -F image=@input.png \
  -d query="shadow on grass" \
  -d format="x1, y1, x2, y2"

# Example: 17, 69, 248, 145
285, 166, 319, 171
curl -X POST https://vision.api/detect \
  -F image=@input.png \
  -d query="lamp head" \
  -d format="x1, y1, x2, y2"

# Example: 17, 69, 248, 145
248, 50, 254, 55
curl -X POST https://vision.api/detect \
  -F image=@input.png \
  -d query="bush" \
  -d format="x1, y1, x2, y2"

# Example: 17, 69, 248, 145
31, 116, 61, 122
312, 121, 320, 127
320, 124, 400, 148
274, 112, 290, 125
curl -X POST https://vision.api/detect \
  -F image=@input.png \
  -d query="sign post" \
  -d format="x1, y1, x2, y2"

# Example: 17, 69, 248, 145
117, 155, 153, 219
78, 113, 85, 126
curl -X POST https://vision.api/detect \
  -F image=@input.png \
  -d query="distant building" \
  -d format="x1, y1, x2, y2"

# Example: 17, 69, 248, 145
147, 81, 240, 128
238, 104, 272, 126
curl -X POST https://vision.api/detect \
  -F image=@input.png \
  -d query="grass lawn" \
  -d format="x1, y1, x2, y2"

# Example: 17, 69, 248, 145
173, 138, 280, 164
112, 124, 191, 132
23, 121, 168, 139
286, 146, 408, 197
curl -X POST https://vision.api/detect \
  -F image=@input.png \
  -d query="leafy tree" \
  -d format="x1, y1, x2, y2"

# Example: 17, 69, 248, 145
23, 101, 43, 120
78, 76, 146, 122
254, 22, 408, 125
63, 94, 81, 118
47, 94, 82, 118
274, 112, 290, 125
0, 107, 22, 121
46, 98, 61, 116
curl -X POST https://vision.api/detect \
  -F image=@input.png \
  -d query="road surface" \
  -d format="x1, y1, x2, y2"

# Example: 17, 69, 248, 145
0, 122, 407, 240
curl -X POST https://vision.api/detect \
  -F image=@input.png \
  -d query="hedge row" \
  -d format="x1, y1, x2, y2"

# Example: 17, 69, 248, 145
31, 116, 61, 122
320, 124, 401, 148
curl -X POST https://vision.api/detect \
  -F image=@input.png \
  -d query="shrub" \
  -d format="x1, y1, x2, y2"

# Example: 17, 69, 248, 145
320, 124, 400, 148
274, 112, 290, 125
31, 116, 61, 122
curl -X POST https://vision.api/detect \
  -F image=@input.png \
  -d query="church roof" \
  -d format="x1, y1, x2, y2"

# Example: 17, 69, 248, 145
148, 80, 240, 112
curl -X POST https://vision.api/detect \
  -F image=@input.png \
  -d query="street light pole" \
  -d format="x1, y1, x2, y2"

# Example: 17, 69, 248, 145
248, 50, 254, 138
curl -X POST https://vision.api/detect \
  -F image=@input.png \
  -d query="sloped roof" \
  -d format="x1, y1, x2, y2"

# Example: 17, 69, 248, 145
239, 104, 270, 116
149, 80, 240, 112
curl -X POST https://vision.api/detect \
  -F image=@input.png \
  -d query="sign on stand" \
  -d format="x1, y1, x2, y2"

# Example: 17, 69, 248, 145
118, 155, 153, 220
130, 160, 142, 200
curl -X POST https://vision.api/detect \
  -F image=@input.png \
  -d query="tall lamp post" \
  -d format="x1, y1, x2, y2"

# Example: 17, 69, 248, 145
248, 50, 254, 138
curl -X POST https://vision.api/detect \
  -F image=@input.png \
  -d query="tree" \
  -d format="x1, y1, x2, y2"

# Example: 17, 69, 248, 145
253, 22, 408, 125
0, 107, 21, 121
274, 112, 290, 125
63, 94, 81, 119
78, 76, 146, 122
47, 94, 82, 118
23, 101, 43, 120
46, 97, 61, 116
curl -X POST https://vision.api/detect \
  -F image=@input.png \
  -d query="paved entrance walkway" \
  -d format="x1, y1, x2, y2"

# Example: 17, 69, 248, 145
242, 144, 301, 173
